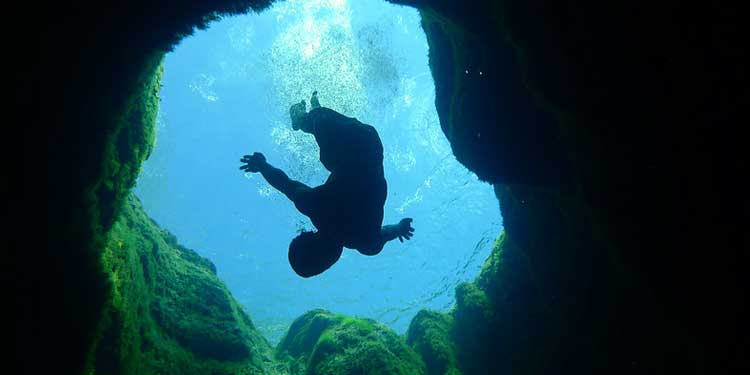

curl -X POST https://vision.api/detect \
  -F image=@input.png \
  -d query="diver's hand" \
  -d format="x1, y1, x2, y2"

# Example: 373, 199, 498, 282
240, 152, 266, 173
397, 218, 414, 242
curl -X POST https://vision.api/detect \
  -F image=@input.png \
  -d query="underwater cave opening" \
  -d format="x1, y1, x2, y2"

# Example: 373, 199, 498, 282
134, 0, 502, 345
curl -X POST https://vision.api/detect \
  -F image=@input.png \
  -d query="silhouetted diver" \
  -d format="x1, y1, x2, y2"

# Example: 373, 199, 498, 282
240, 91, 415, 277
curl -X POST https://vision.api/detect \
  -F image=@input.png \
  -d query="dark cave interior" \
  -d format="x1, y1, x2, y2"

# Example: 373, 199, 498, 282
14, 0, 745, 374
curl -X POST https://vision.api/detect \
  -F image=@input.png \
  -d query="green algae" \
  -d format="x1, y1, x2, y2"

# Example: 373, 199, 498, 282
406, 310, 461, 375
89, 195, 273, 375
94, 55, 163, 230
277, 309, 426, 375
277, 309, 341, 361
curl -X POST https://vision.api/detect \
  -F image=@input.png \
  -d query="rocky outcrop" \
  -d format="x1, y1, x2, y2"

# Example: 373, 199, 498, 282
91, 195, 273, 374
277, 309, 426, 375
406, 310, 461, 375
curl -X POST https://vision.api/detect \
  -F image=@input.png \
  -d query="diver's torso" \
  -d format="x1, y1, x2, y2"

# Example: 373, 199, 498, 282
310, 170, 386, 250
305, 108, 387, 249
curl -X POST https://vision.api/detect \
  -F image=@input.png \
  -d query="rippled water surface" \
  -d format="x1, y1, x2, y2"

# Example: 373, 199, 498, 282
135, 0, 502, 344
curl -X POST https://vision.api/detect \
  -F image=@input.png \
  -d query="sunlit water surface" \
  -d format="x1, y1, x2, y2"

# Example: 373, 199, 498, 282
135, 0, 502, 344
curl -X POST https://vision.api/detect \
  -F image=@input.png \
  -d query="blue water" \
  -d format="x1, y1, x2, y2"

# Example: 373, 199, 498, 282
135, 0, 502, 344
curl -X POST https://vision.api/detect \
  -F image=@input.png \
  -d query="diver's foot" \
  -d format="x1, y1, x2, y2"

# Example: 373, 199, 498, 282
290, 100, 308, 130
311, 91, 320, 109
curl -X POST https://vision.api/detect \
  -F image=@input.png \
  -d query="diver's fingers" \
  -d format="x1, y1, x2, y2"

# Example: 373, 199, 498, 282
242, 153, 265, 162
241, 153, 258, 159
398, 236, 403, 242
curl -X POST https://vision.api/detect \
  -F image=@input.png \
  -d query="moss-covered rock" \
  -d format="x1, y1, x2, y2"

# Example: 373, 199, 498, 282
277, 310, 426, 375
406, 310, 461, 375
89, 194, 273, 374
450, 230, 552, 374
277, 309, 342, 361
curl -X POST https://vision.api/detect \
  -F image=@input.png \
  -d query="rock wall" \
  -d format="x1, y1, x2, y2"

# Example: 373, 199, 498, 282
16, 1, 274, 374
394, 1, 744, 373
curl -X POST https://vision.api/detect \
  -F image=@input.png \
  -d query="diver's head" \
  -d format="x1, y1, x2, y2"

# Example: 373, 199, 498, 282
290, 100, 307, 131
288, 231, 343, 278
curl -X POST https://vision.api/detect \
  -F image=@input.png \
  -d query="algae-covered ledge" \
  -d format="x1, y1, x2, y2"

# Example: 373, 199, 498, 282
89, 192, 492, 375
88, 191, 517, 375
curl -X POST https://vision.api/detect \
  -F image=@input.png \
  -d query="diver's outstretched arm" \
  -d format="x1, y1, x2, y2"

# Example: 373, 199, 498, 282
240, 152, 310, 201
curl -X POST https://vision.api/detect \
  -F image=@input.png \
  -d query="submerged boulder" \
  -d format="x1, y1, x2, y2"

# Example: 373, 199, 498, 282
277, 309, 426, 375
